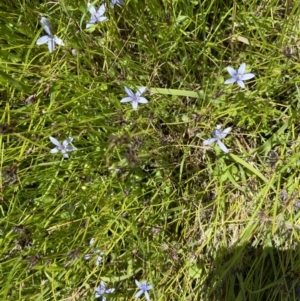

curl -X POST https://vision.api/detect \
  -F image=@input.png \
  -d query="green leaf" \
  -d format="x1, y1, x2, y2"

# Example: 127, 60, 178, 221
149, 87, 204, 98
188, 265, 202, 279
229, 153, 268, 184
0, 70, 30, 93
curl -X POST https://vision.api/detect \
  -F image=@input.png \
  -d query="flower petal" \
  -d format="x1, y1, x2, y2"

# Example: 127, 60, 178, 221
111, 0, 124, 6
217, 139, 229, 153
100, 281, 106, 288
144, 291, 150, 301
124, 86, 135, 98
241, 73, 255, 81
36, 35, 49, 45
40, 17, 51, 28
54, 36, 64, 46
63, 137, 73, 147
50, 147, 59, 154
88, 2, 96, 14
238, 63, 246, 75
136, 86, 146, 96
86, 20, 96, 28
237, 79, 245, 89
40, 17, 52, 35
120, 97, 133, 103
135, 280, 141, 288
105, 288, 115, 293
97, 3, 106, 16
138, 97, 148, 104
96, 16, 108, 22
146, 285, 153, 290
66, 146, 77, 152
50, 136, 61, 146
226, 66, 237, 77
224, 77, 236, 84
44, 26, 52, 36
132, 101, 138, 110
135, 290, 144, 298
95, 255, 103, 266
84, 254, 91, 260
220, 127, 231, 138
63, 153, 69, 158
203, 138, 217, 146
216, 125, 222, 130
48, 39, 55, 53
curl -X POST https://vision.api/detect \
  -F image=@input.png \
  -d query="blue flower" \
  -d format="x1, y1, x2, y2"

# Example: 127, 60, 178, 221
37, 17, 64, 53
203, 125, 231, 153
95, 281, 115, 300
84, 238, 104, 266
224, 63, 255, 88
86, 2, 108, 28
49, 137, 77, 158
135, 280, 153, 301
120, 87, 148, 110
110, 0, 124, 8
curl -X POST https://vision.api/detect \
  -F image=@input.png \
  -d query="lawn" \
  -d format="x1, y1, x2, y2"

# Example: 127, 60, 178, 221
1, 0, 300, 300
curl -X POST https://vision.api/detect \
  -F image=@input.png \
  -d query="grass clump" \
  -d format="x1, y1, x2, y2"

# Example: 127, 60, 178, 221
1, 0, 300, 300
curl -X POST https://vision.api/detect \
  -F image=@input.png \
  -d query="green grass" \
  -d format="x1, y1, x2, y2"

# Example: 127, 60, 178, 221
1, 0, 300, 300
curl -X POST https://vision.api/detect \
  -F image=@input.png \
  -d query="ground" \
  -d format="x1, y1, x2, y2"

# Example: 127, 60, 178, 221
1, 0, 300, 300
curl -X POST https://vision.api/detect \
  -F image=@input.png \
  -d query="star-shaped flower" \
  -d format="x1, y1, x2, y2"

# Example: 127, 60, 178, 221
203, 125, 231, 153
110, 0, 124, 8
86, 2, 108, 28
120, 87, 148, 110
224, 63, 255, 88
49, 137, 77, 158
37, 17, 64, 53
95, 281, 115, 300
135, 280, 153, 301
84, 238, 104, 266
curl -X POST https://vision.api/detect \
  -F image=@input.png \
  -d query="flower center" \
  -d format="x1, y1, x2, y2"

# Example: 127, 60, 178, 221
99, 285, 105, 294
212, 129, 222, 139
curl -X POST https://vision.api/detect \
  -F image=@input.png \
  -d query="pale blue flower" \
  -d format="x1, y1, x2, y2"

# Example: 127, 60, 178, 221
120, 87, 148, 110
37, 17, 64, 53
224, 63, 255, 88
95, 281, 115, 300
135, 280, 153, 301
203, 125, 231, 153
84, 238, 104, 266
86, 2, 108, 28
49, 137, 77, 158
110, 0, 124, 8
